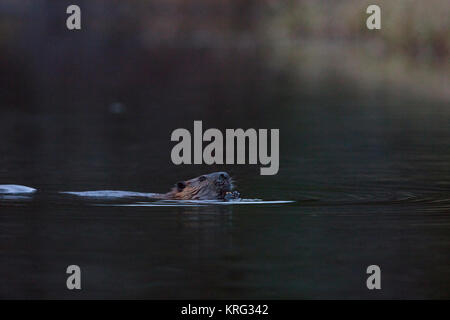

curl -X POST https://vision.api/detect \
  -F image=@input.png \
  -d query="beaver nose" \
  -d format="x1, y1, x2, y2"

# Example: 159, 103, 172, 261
219, 173, 229, 180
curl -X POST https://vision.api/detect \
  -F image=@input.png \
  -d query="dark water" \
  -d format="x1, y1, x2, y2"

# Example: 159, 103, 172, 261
0, 3, 449, 297
1, 89, 450, 299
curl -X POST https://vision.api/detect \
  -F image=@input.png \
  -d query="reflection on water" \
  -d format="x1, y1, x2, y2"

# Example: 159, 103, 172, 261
102, 200, 296, 206
0, 185, 36, 194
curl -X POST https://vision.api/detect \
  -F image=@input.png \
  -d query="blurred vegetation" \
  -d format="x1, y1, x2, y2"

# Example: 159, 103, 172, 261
261, 0, 449, 64
258, 0, 449, 101
0, 0, 448, 110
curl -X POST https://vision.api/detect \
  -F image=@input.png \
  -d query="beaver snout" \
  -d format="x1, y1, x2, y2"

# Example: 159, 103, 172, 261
216, 172, 229, 182
219, 172, 229, 181
214, 172, 232, 187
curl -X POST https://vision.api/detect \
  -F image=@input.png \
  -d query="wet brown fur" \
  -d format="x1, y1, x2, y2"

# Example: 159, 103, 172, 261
163, 172, 234, 200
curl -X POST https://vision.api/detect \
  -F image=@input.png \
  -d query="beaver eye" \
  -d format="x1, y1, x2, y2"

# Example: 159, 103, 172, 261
177, 181, 186, 191
198, 176, 206, 182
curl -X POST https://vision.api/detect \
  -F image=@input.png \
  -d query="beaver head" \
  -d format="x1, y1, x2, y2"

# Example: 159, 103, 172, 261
166, 172, 234, 200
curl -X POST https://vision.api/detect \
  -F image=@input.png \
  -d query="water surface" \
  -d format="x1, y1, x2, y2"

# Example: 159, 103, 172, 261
1, 88, 449, 299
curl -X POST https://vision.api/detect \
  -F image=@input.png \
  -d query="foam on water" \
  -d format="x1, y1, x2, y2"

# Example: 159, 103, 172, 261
0, 185, 37, 194
60, 190, 294, 206
60, 190, 161, 198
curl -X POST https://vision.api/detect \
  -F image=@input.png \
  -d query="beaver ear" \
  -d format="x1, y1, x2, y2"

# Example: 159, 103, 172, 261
176, 181, 186, 191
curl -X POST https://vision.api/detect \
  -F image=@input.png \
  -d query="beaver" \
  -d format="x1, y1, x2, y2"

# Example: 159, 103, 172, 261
162, 171, 240, 201
61, 172, 241, 201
